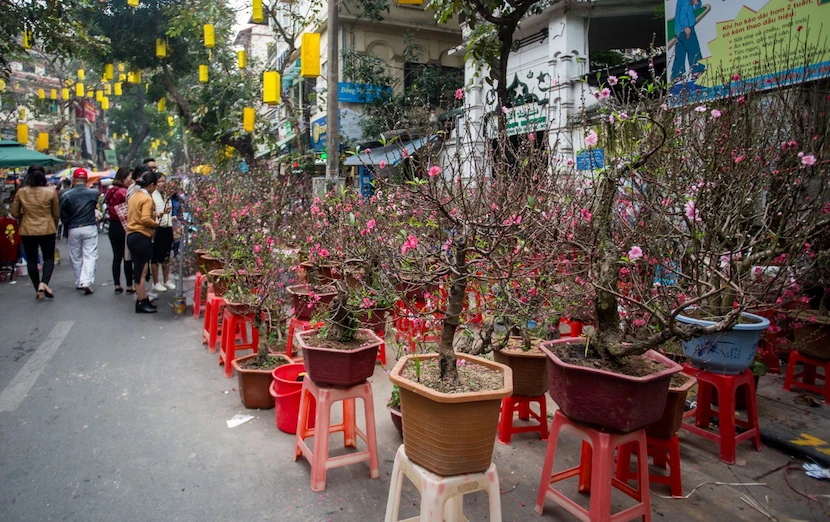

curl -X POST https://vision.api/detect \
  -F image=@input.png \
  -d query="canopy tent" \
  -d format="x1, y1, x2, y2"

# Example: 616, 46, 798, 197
0, 140, 66, 168
343, 136, 437, 167
87, 169, 115, 184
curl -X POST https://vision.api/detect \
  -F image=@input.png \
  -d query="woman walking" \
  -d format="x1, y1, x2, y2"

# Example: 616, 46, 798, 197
105, 168, 134, 294
10, 164, 59, 299
127, 169, 159, 314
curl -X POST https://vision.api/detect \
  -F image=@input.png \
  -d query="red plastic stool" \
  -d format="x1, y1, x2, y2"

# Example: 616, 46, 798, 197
294, 378, 380, 492
218, 307, 259, 378
681, 367, 762, 464
202, 293, 226, 353
497, 394, 548, 444
192, 272, 209, 319
783, 351, 829, 404
286, 317, 325, 359
536, 410, 652, 521
560, 318, 585, 337
616, 435, 683, 497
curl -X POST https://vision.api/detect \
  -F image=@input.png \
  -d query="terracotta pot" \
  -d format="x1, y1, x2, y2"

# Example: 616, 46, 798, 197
646, 373, 697, 437
295, 328, 383, 387
493, 343, 548, 397
226, 301, 257, 316
287, 284, 337, 320
300, 261, 342, 285
539, 338, 681, 433
389, 353, 513, 476
195, 248, 208, 271
208, 269, 233, 297
793, 322, 830, 360
201, 254, 224, 274
232, 353, 292, 409
389, 407, 403, 438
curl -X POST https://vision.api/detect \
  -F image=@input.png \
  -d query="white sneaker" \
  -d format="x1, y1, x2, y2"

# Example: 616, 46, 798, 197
164, 281, 177, 290
147, 292, 158, 301
152, 282, 168, 293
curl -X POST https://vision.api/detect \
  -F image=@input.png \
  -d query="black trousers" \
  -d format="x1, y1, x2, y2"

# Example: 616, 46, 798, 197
108, 220, 133, 287
127, 232, 153, 287
21, 234, 56, 291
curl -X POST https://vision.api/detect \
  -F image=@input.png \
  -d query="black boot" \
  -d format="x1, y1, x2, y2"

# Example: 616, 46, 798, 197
148, 298, 158, 309
136, 299, 157, 314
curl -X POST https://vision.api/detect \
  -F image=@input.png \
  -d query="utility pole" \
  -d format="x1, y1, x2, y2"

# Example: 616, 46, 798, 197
325, 0, 339, 191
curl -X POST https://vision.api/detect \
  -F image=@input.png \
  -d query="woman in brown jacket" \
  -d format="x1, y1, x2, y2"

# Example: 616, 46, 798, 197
11, 165, 60, 299
127, 168, 159, 313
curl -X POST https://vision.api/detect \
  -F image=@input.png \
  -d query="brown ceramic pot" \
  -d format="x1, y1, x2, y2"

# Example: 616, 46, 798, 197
201, 254, 224, 274
287, 284, 337, 320
389, 407, 403, 438
295, 328, 384, 388
389, 353, 513, 476
208, 269, 233, 297
493, 343, 548, 397
232, 353, 293, 409
646, 373, 696, 437
793, 322, 830, 360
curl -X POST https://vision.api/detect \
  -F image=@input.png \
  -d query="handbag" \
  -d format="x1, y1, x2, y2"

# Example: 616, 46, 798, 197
113, 201, 129, 229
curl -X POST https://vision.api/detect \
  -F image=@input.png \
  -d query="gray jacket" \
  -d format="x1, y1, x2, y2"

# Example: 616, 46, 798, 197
60, 186, 99, 229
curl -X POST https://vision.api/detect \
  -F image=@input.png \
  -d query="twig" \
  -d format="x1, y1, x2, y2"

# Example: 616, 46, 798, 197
654, 481, 766, 500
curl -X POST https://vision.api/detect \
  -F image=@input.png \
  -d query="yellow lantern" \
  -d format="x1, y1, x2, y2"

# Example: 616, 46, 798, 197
0, 79, 5, 91
203, 24, 215, 48
57, 148, 63, 156
112, 133, 117, 140
199, 64, 209, 83
104, 83, 111, 95
38, 88, 45, 99
50, 89, 57, 99
76, 82, 84, 97
301, 33, 321, 78
168, 116, 174, 127
96, 90, 104, 102
19, 108, 25, 119
129, 70, 141, 84
156, 39, 167, 58
78, 69, 85, 80
101, 97, 110, 110
62, 87, 70, 100
252, 0, 263, 23
158, 98, 166, 112
119, 73, 126, 82
263, 71, 280, 105
114, 82, 123, 96
118, 63, 125, 72
22, 31, 33, 49
87, 90, 93, 98
243, 107, 255, 132
397, 0, 424, 4
37, 132, 49, 151
104, 64, 114, 81
238, 50, 247, 69
17, 124, 28, 144
128, 0, 138, 6
129, 137, 133, 144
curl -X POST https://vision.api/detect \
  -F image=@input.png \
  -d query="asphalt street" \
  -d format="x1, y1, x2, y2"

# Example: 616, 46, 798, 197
1, 237, 829, 522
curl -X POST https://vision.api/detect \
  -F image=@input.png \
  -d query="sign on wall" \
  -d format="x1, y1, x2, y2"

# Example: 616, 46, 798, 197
338, 82, 391, 104
576, 148, 605, 171
666, 0, 830, 104
310, 108, 364, 151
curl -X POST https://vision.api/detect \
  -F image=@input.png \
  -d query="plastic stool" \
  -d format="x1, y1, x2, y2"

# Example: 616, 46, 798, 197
286, 317, 325, 359
498, 394, 548, 444
681, 368, 762, 464
294, 378, 379, 492
536, 410, 652, 522
783, 351, 829, 404
192, 272, 209, 319
384, 444, 502, 522
202, 293, 226, 353
218, 307, 259, 378
616, 435, 683, 497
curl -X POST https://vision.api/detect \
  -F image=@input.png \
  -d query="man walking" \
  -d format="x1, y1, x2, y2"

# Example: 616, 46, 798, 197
60, 168, 99, 294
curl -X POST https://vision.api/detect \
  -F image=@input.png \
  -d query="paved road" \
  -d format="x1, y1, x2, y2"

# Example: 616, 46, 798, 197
1, 238, 828, 521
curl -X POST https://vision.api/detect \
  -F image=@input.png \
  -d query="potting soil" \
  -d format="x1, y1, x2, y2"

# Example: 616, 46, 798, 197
401, 358, 504, 394
555, 343, 668, 377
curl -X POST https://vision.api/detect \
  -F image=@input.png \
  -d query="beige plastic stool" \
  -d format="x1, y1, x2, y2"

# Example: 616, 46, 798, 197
384, 444, 502, 522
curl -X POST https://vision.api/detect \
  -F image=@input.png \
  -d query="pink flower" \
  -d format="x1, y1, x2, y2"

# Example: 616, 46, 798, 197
580, 208, 592, 223
585, 130, 599, 147
607, 76, 618, 86
366, 219, 376, 232
254, 244, 262, 253
710, 109, 722, 118
528, 133, 536, 142
597, 88, 611, 100
628, 69, 638, 81
401, 234, 418, 255
379, 160, 387, 169
609, 114, 616, 124
801, 154, 817, 166
501, 106, 509, 114
362, 297, 373, 308
565, 158, 575, 167
734, 155, 745, 163
402, 149, 409, 159
318, 248, 329, 258
428, 165, 441, 177
695, 105, 707, 112
364, 148, 371, 154
685, 200, 701, 222
454, 88, 464, 100
732, 74, 741, 81
628, 246, 643, 261
619, 112, 629, 121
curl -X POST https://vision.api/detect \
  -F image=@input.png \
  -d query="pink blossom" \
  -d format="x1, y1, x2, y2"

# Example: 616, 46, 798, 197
401, 234, 418, 255
619, 112, 629, 121
379, 160, 387, 169
580, 208, 592, 223
318, 248, 329, 258
402, 149, 409, 159
585, 130, 599, 147
609, 114, 616, 124
801, 153, 817, 166
685, 200, 701, 222
254, 244, 262, 253
362, 297, 374, 308
734, 155, 745, 163
364, 148, 371, 154
428, 165, 441, 177
565, 158, 575, 167
597, 88, 611, 100
628, 246, 643, 261
710, 109, 722, 118
608, 76, 618, 86
501, 106, 509, 114
528, 133, 535, 142
732, 74, 741, 81
695, 105, 707, 112
366, 219, 376, 232
454, 88, 464, 100
628, 70, 638, 81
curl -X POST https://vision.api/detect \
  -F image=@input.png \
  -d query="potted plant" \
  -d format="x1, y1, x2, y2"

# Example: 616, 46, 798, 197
388, 385, 403, 438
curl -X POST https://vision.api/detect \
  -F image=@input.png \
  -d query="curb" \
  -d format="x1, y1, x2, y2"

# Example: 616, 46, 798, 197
760, 425, 830, 467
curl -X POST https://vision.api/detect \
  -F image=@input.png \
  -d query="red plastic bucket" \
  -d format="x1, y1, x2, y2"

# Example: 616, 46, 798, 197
270, 363, 315, 434
273, 363, 306, 394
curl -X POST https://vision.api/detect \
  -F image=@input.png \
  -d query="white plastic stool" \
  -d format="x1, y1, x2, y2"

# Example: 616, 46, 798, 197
384, 444, 502, 522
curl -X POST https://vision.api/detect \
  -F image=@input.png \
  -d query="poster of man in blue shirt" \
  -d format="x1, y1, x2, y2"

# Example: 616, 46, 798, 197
672, 0, 706, 81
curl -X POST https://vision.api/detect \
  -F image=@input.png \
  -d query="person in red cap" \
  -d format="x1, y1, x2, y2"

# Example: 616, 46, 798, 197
59, 168, 100, 294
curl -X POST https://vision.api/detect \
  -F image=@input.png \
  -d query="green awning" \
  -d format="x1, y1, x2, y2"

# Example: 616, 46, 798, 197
0, 140, 66, 168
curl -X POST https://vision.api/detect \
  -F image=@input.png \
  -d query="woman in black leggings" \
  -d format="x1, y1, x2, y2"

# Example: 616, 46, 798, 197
126, 168, 159, 313
105, 167, 134, 293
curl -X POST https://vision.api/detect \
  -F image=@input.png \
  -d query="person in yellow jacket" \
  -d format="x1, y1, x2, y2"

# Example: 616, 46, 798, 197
126, 167, 159, 313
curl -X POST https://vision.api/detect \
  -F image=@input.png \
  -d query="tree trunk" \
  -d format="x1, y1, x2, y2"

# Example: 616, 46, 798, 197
495, 28, 512, 136
255, 312, 268, 365
437, 235, 467, 382
592, 174, 624, 357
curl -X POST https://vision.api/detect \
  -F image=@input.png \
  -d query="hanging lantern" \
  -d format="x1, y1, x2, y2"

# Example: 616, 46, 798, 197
252, 0, 263, 23
50, 89, 57, 99
119, 73, 126, 82
129, 137, 133, 144
168, 116, 174, 127
128, 0, 138, 6
156, 39, 167, 58
238, 50, 247, 69
22, 31, 33, 49
118, 63, 125, 72
78, 69, 85, 80
87, 90, 93, 98
38, 88, 45, 99
158, 98, 166, 112
17, 124, 28, 144
75, 83, 84, 97
96, 90, 104, 102
243, 107, 255, 132
199, 64, 209, 83
37, 133, 49, 151
104, 84, 111, 95
62, 87, 69, 100
114, 83, 123, 96
203, 24, 215, 48
104, 64, 114, 81
129, 70, 141, 84
112, 133, 117, 140
0, 79, 5, 91
101, 97, 110, 110
301, 33, 321, 78
263, 71, 280, 105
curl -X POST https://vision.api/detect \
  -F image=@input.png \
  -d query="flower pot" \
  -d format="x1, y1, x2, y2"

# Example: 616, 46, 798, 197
226, 301, 257, 316
646, 373, 696, 437
295, 328, 383, 387
389, 353, 513, 476
539, 338, 681, 433
201, 254, 224, 274
793, 322, 830, 360
300, 261, 341, 285
208, 268, 234, 297
389, 407, 403, 438
270, 363, 316, 434
677, 311, 770, 374
493, 342, 548, 397
287, 284, 337, 320
195, 249, 208, 272
232, 353, 292, 409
